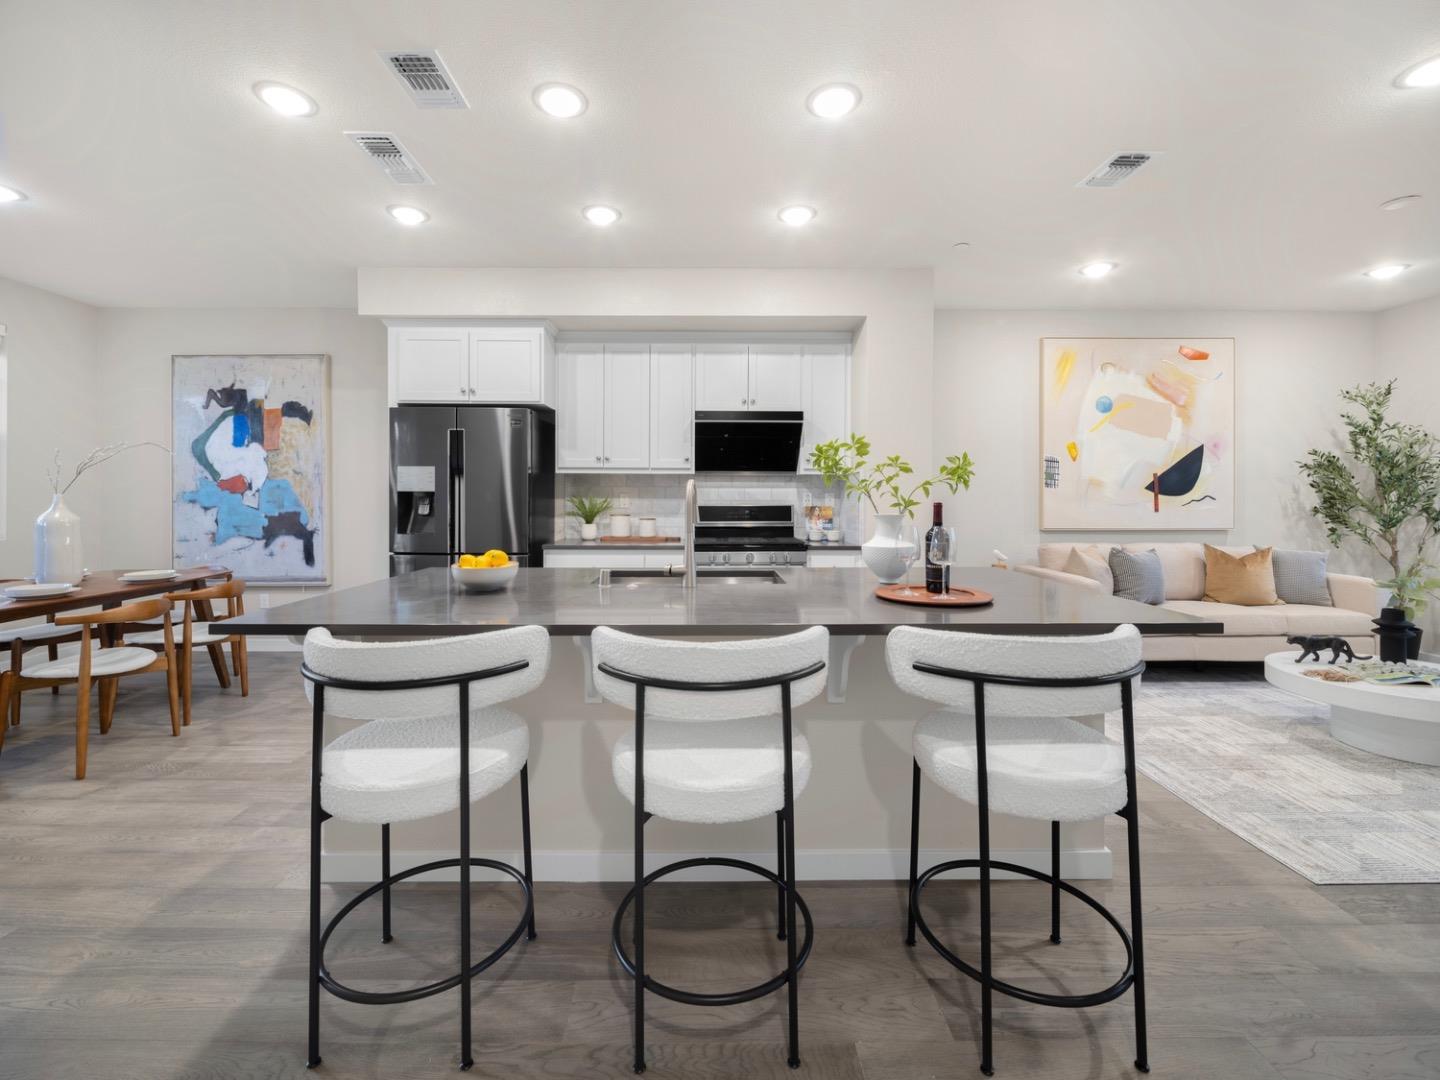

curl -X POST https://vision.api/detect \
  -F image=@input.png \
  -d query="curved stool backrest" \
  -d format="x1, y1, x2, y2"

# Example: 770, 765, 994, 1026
886, 625, 1142, 717
303, 625, 550, 720
592, 626, 828, 719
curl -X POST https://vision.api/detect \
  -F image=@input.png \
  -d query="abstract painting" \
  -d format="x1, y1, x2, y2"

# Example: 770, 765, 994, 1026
1040, 338, 1234, 530
172, 355, 329, 584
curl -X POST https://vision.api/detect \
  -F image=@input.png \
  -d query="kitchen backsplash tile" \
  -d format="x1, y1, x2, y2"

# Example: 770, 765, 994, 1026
556, 473, 860, 541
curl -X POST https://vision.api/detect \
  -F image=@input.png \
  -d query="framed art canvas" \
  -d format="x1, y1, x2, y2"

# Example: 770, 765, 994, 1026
1040, 338, 1235, 530
172, 354, 330, 584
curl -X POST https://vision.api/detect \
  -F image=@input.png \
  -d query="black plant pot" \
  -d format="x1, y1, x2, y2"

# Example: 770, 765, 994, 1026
1374, 607, 1417, 664
1408, 626, 1424, 661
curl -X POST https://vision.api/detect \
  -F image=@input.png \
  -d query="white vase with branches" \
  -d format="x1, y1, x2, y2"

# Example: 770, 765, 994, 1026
35, 443, 169, 584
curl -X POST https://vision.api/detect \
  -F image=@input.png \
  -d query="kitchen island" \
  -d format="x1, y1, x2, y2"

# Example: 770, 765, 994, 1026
229, 567, 1219, 884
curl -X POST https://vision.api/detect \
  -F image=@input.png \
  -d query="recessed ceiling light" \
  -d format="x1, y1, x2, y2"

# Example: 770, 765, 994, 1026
806, 83, 861, 118
778, 205, 816, 227
1365, 263, 1410, 280
387, 205, 429, 226
533, 83, 588, 118
1396, 56, 1440, 88
1379, 194, 1422, 211
583, 205, 620, 227
253, 81, 318, 117
1078, 261, 1117, 279
0, 184, 26, 204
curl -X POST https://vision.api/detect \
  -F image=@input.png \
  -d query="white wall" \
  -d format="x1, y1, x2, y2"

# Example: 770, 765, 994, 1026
0, 276, 101, 577
93, 308, 388, 597
1377, 293, 1440, 646
932, 309, 1379, 574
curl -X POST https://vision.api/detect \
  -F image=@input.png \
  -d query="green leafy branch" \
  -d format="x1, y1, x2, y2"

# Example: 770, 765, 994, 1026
808, 434, 975, 519
565, 495, 613, 524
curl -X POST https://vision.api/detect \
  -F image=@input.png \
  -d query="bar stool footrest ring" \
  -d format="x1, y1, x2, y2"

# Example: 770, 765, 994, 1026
612, 856, 813, 1006
911, 857, 1135, 1009
318, 857, 533, 1005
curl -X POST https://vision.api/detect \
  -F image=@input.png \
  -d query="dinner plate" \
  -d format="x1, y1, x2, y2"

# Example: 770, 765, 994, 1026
121, 569, 180, 582
3, 583, 80, 599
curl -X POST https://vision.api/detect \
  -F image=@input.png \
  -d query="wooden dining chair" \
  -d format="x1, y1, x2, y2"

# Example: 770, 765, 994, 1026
1, 618, 82, 728
0, 598, 180, 779
124, 580, 248, 727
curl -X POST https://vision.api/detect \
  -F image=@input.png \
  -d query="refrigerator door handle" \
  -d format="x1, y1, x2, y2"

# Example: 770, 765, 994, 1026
448, 427, 464, 553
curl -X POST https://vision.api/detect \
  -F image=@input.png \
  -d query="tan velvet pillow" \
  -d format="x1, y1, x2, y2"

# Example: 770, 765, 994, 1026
1063, 545, 1115, 592
1203, 545, 1283, 605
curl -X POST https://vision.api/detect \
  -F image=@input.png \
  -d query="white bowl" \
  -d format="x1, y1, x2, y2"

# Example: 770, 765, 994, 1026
450, 563, 519, 592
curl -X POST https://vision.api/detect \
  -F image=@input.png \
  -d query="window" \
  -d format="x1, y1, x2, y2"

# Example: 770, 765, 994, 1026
0, 322, 7, 541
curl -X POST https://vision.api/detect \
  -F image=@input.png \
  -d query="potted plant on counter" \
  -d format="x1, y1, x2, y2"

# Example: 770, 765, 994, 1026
566, 495, 613, 542
1300, 380, 1440, 659
809, 434, 975, 582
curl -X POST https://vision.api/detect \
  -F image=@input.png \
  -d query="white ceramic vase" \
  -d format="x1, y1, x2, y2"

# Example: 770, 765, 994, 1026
34, 494, 85, 585
580, 522, 599, 541
861, 512, 914, 583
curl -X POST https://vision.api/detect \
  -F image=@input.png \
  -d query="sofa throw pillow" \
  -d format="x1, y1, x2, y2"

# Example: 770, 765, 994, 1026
1271, 549, 1332, 606
1203, 544, 1283, 605
1109, 547, 1165, 605
1062, 545, 1115, 592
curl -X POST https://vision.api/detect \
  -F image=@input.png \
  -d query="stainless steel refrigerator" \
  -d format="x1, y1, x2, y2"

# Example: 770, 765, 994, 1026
389, 406, 555, 576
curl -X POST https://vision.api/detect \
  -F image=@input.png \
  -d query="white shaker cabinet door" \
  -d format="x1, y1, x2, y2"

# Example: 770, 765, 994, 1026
694, 344, 750, 411
650, 344, 694, 470
556, 345, 606, 469
602, 345, 652, 470
393, 328, 470, 403
800, 345, 850, 472
469, 327, 543, 403
748, 346, 804, 411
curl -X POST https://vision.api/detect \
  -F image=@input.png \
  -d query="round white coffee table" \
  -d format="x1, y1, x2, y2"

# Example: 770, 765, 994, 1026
1264, 652, 1440, 766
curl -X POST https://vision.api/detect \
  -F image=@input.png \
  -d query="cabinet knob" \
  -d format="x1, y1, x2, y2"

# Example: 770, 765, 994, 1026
750, 398, 756, 405
683, 456, 690, 462
741, 398, 746, 405
595, 456, 603, 462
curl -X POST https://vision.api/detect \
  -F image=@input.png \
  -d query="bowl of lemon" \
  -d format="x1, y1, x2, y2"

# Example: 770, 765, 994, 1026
451, 550, 519, 592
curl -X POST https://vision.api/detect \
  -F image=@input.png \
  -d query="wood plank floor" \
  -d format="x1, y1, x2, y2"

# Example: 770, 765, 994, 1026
1, 655, 1437, 1080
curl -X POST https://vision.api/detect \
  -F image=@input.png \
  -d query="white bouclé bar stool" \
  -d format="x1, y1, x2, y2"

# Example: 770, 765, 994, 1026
886, 625, 1149, 1076
300, 625, 550, 1072
592, 625, 829, 1074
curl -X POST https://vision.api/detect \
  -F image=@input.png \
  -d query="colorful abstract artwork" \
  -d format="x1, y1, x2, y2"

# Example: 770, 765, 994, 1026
1040, 338, 1234, 530
172, 355, 329, 584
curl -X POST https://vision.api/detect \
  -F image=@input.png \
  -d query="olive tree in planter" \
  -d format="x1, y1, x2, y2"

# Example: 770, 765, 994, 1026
1299, 381, 1440, 656
809, 435, 975, 582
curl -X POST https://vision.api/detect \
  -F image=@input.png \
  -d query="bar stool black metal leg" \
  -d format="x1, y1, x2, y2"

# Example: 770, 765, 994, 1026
775, 810, 787, 941
974, 684, 994, 1077
458, 681, 474, 1071
1121, 679, 1149, 1073
781, 683, 801, 1069
1050, 820, 1061, 945
632, 685, 648, 1073
906, 758, 921, 946
520, 763, 537, 940
306, 686, 324, 1070
381, 823, 394, 944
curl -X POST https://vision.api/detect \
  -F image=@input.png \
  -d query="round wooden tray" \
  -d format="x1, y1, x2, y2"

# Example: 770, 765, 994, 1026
874, 583, 994, 607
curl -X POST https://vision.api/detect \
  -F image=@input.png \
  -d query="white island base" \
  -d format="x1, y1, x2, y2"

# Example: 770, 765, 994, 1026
321, 637, 1117, 884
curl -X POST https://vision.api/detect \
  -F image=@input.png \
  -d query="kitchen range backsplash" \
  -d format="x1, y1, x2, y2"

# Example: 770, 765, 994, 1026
557, 473, 860, 542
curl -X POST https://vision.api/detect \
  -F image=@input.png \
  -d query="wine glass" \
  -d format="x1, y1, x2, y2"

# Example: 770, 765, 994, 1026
928, 526, 957, 595
895, 519, 922, 596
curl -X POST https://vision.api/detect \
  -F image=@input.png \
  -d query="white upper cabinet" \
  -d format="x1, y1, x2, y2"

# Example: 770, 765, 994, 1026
392, 328, 470, 403
748, 346, 804, 410
556, 345, 605, 469
694, 344, 750, 411
602, 346, 652, 470
650, 345, 694, 470
469, 327, 544, 403
800, 345, 851, 473
389, 323, 555, 407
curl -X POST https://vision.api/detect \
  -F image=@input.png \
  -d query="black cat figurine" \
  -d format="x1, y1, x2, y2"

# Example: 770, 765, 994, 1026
1286, 634, 1371, 664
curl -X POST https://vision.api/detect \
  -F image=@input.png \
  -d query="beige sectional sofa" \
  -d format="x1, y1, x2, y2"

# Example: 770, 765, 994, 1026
1016, 543, 1378, 662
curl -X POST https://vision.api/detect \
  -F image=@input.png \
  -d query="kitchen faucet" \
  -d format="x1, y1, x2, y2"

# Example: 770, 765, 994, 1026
683, 477, 697, 588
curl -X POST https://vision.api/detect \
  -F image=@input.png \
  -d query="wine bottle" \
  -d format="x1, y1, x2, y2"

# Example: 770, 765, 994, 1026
924, 501, 949, 593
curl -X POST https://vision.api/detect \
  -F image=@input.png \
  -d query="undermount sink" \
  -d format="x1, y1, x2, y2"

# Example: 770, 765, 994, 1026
597, 568, 787, 585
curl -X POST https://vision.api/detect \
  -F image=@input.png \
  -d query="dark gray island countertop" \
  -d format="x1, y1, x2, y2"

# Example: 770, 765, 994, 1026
227, 566, 1223, 638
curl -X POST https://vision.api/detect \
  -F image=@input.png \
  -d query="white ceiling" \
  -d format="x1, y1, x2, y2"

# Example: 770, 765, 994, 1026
0, 0, 1438, 311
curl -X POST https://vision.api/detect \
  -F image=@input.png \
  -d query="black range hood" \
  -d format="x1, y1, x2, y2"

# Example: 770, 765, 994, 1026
693, 411, 804, 473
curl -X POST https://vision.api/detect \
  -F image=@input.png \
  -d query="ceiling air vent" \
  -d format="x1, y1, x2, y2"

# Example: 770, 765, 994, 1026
345, 132, 434, 185
1077, 151, 1163, 188
381, 50, 468, 109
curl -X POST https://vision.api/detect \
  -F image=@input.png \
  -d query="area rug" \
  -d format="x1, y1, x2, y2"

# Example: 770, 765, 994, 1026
1112, 667, 1440, 885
